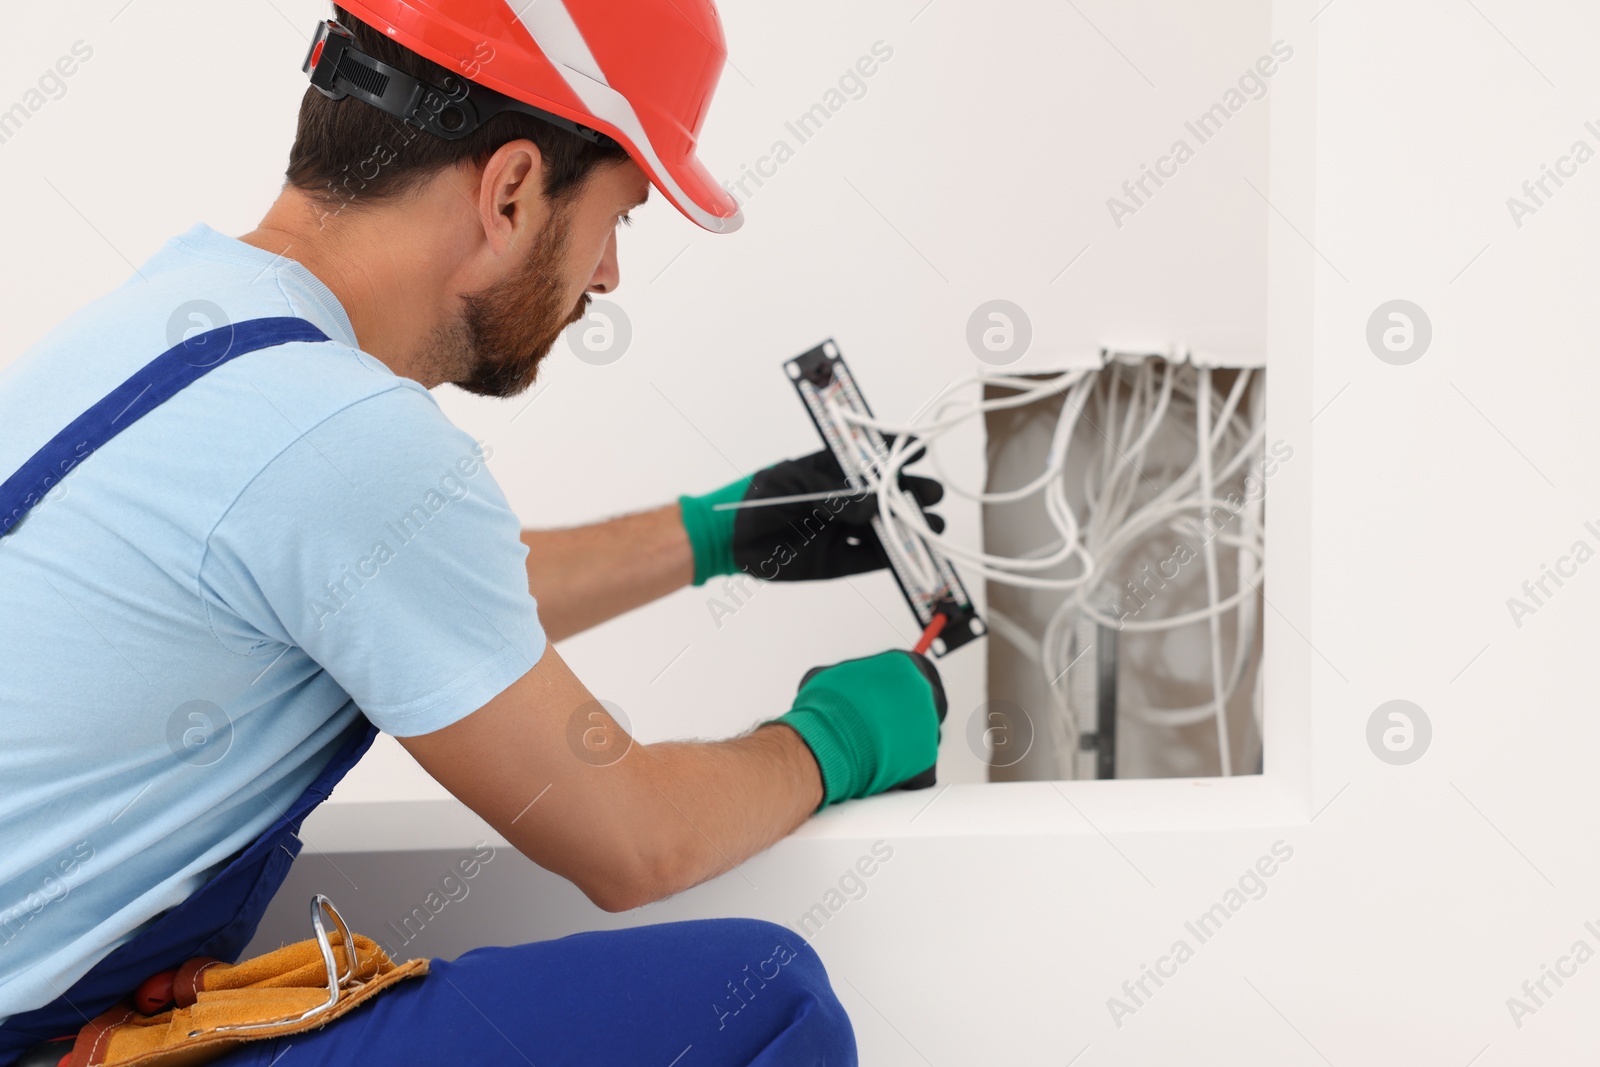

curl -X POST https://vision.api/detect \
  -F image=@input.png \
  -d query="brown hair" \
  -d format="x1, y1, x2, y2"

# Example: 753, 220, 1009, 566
284, 6, 628, 217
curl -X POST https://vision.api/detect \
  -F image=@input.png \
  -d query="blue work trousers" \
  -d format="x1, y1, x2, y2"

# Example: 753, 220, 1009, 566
210, 918, 856, 1066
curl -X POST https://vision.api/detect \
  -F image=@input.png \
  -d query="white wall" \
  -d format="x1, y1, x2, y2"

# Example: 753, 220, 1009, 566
10, 0, 1598, 1062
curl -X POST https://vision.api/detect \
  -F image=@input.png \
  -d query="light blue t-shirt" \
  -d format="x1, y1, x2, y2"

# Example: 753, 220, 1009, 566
0, 224, 546, 1023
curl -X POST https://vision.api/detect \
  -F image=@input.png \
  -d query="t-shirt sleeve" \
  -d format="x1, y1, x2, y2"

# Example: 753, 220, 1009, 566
199, 386, 546, 737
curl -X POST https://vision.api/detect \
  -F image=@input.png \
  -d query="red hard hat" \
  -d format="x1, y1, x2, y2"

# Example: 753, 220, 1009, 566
332, 0, 742, 233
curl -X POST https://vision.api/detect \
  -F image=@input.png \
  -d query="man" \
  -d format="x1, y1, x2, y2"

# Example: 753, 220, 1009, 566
0, 2, 948, 1063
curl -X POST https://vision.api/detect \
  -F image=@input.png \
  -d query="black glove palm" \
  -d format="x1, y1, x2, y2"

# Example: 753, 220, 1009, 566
733, 449, 944, 582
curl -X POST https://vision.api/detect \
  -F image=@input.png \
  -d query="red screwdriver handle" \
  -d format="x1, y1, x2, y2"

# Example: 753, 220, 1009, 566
133, 969, 177, 1014
913, 613, 947, 656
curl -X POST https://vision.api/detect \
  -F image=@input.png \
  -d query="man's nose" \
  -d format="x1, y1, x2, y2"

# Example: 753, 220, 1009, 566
589, 229, 620, 294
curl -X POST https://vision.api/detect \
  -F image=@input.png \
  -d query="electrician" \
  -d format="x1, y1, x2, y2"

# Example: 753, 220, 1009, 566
0, 3, 950, 1064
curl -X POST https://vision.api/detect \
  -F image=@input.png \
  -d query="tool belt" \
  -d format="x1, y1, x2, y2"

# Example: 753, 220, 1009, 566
18, 896, 426, 1067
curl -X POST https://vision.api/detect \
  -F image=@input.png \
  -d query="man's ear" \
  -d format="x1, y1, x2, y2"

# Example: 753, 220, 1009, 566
475, 138, 551, 257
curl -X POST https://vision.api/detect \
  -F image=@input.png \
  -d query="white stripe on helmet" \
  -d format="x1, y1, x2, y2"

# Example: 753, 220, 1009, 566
512, 0, 742, 233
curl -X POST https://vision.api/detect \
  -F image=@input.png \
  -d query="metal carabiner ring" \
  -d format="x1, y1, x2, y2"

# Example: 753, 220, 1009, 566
196, 894, 357, 1037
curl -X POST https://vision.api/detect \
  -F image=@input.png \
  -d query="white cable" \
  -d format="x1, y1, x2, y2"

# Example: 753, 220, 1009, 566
1194, 368, 1233, 776
839, 355, 1265, 781
983, 606, 1044, 667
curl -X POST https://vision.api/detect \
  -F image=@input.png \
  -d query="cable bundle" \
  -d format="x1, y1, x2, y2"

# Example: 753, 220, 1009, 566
828, 356, 1267, 778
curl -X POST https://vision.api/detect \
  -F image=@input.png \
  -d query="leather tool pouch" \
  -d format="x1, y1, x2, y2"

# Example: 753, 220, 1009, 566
61, 896, 427, 1067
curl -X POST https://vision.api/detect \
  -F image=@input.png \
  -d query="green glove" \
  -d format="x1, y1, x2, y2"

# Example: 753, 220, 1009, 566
677, 474, 750, 585
765, 650, 949, 810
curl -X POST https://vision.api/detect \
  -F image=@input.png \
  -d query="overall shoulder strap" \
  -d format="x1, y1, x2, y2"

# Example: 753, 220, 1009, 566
0, 316, 330, 539
0, 314, 374, 1063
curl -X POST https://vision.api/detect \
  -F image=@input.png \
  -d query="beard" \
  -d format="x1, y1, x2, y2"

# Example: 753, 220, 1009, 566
441, 203, 590, 399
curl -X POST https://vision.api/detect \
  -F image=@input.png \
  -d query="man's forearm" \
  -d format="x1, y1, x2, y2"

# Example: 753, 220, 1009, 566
520, 503, 694, 641
613, 723, 823, 910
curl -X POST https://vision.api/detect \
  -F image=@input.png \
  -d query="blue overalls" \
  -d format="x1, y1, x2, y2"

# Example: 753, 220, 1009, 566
0, 320, 855, 1066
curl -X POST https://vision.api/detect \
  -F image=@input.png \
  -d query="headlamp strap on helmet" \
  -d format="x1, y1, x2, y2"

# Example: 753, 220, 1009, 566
301, 19, 612, 146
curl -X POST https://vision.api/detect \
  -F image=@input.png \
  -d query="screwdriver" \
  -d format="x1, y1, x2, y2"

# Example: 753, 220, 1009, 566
913, 613, 947, 656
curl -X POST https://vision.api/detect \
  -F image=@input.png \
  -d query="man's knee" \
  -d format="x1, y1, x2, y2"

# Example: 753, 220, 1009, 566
701, 919, 849, 1039
705, 918, 819, 1012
